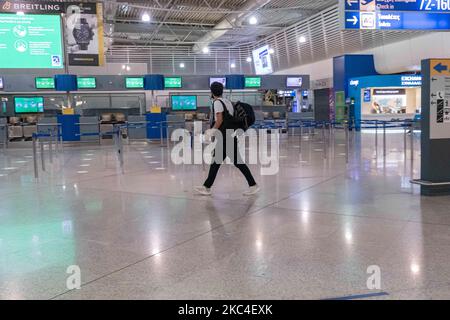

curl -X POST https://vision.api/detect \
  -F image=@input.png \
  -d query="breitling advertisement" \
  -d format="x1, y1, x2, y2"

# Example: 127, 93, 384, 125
65, 2, 104, 66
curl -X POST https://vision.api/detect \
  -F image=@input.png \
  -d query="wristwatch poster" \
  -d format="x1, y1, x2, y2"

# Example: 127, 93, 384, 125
72, 18, 94, 51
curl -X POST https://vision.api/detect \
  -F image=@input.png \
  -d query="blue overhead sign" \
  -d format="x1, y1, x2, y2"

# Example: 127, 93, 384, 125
345, 11, 450, 30
343, 0, 450, 30
346, 0, 450, 12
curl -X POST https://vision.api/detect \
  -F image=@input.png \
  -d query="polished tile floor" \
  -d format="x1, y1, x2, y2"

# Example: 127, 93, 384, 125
1, 129, 450, 300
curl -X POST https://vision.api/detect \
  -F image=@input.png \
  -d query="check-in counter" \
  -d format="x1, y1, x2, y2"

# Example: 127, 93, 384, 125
127, 115, 147, 140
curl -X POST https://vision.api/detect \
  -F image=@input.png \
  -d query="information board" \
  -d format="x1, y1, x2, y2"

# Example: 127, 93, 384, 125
343, 0, 450, 30
77, 77, 96, 89
35, 77, 55, 89
245, 77, 261, 88
428, 59, 450, 139
164, 77, 182, 89
0, 13, 63, 68
125, 77, 144, 89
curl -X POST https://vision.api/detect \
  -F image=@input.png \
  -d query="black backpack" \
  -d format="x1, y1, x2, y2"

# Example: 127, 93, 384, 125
216, 99, 255, 132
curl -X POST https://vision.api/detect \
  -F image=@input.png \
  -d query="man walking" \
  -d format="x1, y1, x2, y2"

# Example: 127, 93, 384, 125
194, 82, 260, 196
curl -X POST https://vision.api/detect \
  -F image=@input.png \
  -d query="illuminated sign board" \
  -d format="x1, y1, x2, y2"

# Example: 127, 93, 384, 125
244, 77, 261, 88
343, 0, 450, 30
125, 77, 144, 89
164, 77, 182, 88
35, 77, 55, 89
77, 77, 96, 89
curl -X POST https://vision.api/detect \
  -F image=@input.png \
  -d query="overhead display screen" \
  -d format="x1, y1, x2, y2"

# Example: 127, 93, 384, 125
35, 77, 55, 89
14, 96, 44, 113
77, 77, 97, 89
286, 77, 303, 88
245, 77, 261, 88
0, 77, 3, 90
210, 77, 226, 87
171, 95, 197, 111
252, 45, 273, 75
343, 0, 450, 30
125, 77, 144, 89
164, 77, 182, 88
0, 13, 64, 69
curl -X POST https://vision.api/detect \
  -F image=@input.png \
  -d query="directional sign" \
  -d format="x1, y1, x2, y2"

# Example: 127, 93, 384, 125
429, 59, 450, 138
344, 11, 450, 30
346, 0, 450, 12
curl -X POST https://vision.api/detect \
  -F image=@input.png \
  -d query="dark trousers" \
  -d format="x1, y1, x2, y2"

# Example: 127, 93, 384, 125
203, 136, 256, 189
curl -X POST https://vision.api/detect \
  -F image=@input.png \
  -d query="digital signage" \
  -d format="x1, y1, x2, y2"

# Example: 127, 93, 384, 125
0, 77, 3, 90
171, 95, 197, 111
245, 77, 261, 88
0, 13, 63, 68
14, 96, 44, 113
343, 0, 450, 30
209, 77, 226, 87
286, 77, 303, 88
252, 45, 273, 75
164, 77, 182, 89
77, 77, 97, 89
125, 77, 144, 89
35, 77, 55, 89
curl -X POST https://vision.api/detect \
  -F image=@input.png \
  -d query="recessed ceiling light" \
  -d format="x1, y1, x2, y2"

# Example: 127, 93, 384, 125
122, 64, 126, 70
269, 48, 275, 54
249, 16, 258, 25
246, 57, 252, 63
126, 66, 131, 71
179, 62, 185, 68
202, 47, 210, 54
230, 63, 236, 68
299, 36, 307, 43
142, 13, 151, 22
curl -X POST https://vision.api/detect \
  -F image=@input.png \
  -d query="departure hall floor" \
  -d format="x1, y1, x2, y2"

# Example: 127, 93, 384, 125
1, 130, 450, 300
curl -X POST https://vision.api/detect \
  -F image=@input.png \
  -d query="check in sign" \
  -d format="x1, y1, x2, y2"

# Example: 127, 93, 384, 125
343, 0, 450, 30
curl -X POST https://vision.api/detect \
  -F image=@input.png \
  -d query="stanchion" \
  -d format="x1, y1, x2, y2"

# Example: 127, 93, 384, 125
49, 132, 53, 164
299, 121, 303, 155
410, 123, 414, 164
375, 120, 378, 156
345, 121, 349, 164
40, 140, 45, 171
383, 121, 387, 158
32, 135, 38, 179
160, 122, 164, 147
403, 124, 407, 162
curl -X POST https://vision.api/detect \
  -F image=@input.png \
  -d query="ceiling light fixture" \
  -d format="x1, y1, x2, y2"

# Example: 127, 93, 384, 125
249, 16, 258, 25
299, 36, 307, 43
230, 63, 236, 69
202, 47, 210, 54
269, 48, 275, 54
142, 13, 151, 22
246, 57, 252, 63
179, 62, 185, 68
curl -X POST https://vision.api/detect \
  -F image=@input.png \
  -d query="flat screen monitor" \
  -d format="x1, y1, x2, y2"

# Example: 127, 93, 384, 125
252, 45, 273, 75
14, 96, 44, 113
125, 77, 144, 89
245, 77, 261, 88
171, 95, 197, 111
77, 77, 97, 89
0, 13, 63, 69
286, 77, 303, 88
164, 77, 182, 88
35, 77, 55, 89
210, 77, 226, 87
0, 77, 3, 90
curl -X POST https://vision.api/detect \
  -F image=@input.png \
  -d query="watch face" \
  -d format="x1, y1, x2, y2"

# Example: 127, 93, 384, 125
73, 25, 92, 42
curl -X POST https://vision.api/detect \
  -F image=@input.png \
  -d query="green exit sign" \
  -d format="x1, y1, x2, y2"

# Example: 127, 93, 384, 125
245, 77, 261, 88
164, 77, 182, 88
77, 77, 97, 89
126, 77, 144, 89
35, 77, 55, 89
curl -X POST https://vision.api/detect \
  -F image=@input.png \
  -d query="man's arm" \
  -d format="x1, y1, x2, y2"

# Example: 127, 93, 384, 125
213, 112, 223, 129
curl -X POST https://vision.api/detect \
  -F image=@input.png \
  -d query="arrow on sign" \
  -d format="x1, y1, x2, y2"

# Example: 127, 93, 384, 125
434, 63, 448, 73
347, 0, 358, 6
431, 93, 437, 98
432, 77, 438, 82
346, 15, 358, 26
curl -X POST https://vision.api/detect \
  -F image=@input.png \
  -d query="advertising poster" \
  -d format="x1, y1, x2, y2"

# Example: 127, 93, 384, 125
66, 2, 104, 66
0, 13, 63, 68
252, 45, 273, 75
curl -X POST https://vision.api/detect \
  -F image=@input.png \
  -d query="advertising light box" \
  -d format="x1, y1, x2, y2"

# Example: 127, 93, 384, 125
164, 77, 182, 89
245, 77, 261, 88
286, 77, 303, 88
0, 77, 3, 90
252, 45, 273, 75
0, 13, 64, 69
125, 77, 144, 89
35, 77, 55, 89
14, 96, 44, 113
210, 77, 226, 87
77, 77, 97, 89
171, 95, 197, 111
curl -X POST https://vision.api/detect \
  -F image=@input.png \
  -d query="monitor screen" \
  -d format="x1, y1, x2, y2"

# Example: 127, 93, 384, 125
0, 77, 3, 90
286, 77, 303, 88
77, 77, 97, 89
171, 95, 197, 111
125, 77, 144, 89
0, 13, 63, 69
210, 77, 226, 87
14, 97, 44, 113
245, 77, 261, 88
35, 77, 55, 89
252, 45, 273, 75
164, 77, 182, 89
